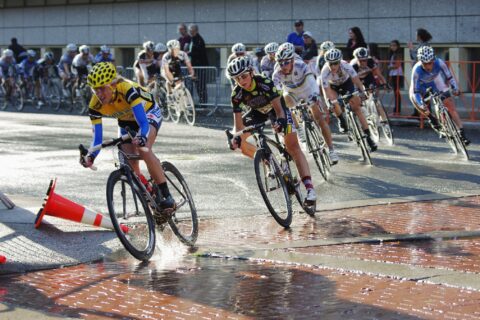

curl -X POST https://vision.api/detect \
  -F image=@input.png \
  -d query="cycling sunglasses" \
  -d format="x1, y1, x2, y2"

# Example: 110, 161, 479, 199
279, 59, 292, 67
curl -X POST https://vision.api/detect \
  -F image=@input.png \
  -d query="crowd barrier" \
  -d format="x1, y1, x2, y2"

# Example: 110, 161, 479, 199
123, 61, 480, 122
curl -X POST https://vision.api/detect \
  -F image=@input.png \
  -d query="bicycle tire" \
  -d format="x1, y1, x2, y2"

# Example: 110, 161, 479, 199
162, 161, 198, 246
443, 110, 469, 160
376, 99, 394, 145
106, 169, 156, 261
440, 111, 459, 155
254, 149, 292, 228
285, 155, 316, 217
158, 87, 170, 121
348, 111, 372, 165
0, 86, 6, 110
305, 122, 329, 181
366, 101, 380, 144
168, 97, 181, 123
13, 85, 25, 111
183, 88, 196, 126
49, 81, 63, 111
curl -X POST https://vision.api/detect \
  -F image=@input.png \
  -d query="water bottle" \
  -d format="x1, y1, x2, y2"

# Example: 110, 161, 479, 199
139, 174, 153, 194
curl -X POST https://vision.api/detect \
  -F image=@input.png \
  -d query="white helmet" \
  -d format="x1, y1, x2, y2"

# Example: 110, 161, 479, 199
417, 45, 435, 63
44, 51, 54, 60
264, 42, 279, 55
154, 42, 167, 53
227, 56, 252, 77
320, 41, 335, 52
143, 41, 155, 51
166, 39, 180, 50
325, 48, 342, 63
79, 45, 90, 54
2, 49, 13, 58
27, 49, 36, 58
353, 47, 369, 59
66, 43, 77, 52
100, 45, 110, 53
231, 43, 246, 54
275, 42, 295, 61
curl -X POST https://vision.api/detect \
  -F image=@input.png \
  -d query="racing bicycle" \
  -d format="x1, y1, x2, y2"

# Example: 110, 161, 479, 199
363, 84, 394, 145
167, 75, 195, 126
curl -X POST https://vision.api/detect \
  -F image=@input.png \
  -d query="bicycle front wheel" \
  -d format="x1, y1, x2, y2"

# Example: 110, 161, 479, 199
163, 161, 198, 246
182, 89, 196, 126
0, 85, 6, 110
254, 149, 292, 228
168, 96, 181, 123
158, 87, 170, 121
305, 122, 329, 181
106, 169, 156, 261
13, 85, 25, 111
442, 110, 469, 160
377, 99, 394, 145
348, 111, 372, 165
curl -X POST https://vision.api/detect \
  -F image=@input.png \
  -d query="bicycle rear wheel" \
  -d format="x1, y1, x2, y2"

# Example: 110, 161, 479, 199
377, 99, 394, 145
162, 161, 198, 246
157, 87, 170, 121
0, 85, 6, 110
254, 149, 292, 228
183, 89, 196, 126
305, 122, 329, 181
106, 169, 156, 261
13, 85, 25, 111
348, 111, 372, 165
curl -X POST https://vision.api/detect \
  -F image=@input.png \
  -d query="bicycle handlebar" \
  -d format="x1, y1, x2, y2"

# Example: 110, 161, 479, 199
224, 120, 272, 149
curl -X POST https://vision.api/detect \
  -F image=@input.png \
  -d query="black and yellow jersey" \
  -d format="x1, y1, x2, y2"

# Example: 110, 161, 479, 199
88, 78, 155, 124
231, 75, 282, 114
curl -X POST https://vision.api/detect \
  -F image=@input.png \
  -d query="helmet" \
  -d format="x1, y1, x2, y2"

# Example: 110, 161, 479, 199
320, 41, 335, 52
231, 43, 246, 54
275, 42, 295, 61
417, 45, 435, 63
27, 49, 36, 58
166, 39, 180, 50
143, 41, 155, 51
264, 42, 279, 55
2, 49, 13, 58
325, 48, 342, 63
100, 45, 110, 53
154, 42, 167, 53
353, 47, 369, 60
87, 62, 117, 88
79, 45, 90, 54
44, 52, 54, 60
227, 56, 252, 77
66, 43, 77, 52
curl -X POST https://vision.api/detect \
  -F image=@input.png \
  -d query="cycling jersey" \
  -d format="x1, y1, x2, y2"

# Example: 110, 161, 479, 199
319, 60, 357, 89
136, 50, 161, 75
260, 56, 275, 78
36, 59, 59, 78
316, 55, 326, 75
272, 58, 319, 104
94, 52, 114, 64
161, 51, 189, 78
57, 53, 74, 72
231, 74, 283, 114
0, 57, 17, 78
19, 58, 37, 78
72, 53, 94, 68
350, 57, 377, 87
410, 58, 458, 107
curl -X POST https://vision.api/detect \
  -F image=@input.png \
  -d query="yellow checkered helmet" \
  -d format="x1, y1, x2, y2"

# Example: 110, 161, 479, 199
87, 62, 117, 88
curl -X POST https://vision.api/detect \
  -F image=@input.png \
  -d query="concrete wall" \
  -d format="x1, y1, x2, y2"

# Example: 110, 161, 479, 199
1, 0, 480, 47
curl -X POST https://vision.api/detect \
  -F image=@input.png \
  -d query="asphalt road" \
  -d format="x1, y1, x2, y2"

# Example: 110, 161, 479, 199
1, 110, 479, 218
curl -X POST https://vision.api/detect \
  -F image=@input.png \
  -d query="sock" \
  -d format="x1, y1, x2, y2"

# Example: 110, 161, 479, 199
157, 182, 170, 199
339, 113, 347, 128
302, 176, 314, 190
363, 128, 371, 137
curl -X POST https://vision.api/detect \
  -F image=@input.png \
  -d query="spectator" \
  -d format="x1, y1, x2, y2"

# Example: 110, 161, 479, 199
178, 23, 191, 52
345, 27, 366, 61
187, 23, 209, 104
8, 37, 26, 62
301, 31, 318, 63
287, 19, 305, 55
388, 40, 404, 115
408, 28, 432, 62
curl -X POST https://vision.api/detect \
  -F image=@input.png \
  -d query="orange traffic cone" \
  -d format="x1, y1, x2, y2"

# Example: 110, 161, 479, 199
35, 179, 129, 233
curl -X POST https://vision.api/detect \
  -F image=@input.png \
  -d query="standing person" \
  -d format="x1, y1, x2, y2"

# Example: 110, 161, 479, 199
8, 38, 26, 62
178, 23, 191, 52
345, 27, 367, 61
388, 40, 404, 115
408, 28, 432, 62
187, 23, 209, 104
287, 20, 305, 55
301, 31, 318, 64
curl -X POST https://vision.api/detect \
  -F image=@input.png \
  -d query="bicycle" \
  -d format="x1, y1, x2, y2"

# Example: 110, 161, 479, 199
424, 88, 469, 160
0, 66, 24, 111
294, 100, 331, 181
39, 67, 63, 111
167, 75, 195, 126
20, 76, 40, 109
147, 73, 170, 121
330, 91, 373, 165
71, 75, 91, 114
363, 84, 394, 145
79, 129, 198, 261
225, 120, 316, 228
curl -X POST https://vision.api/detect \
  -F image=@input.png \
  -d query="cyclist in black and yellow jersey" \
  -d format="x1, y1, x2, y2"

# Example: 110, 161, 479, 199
80, 62, 175, 216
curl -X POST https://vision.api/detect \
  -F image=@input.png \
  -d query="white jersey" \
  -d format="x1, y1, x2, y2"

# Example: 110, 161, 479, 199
260, 56, 275, 78
272, 58, 319, 103
319, 60, 357, 88
72, 53, 94, 68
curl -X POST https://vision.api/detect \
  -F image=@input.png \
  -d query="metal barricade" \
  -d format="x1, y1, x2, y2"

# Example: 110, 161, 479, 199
181, 66, 218, 115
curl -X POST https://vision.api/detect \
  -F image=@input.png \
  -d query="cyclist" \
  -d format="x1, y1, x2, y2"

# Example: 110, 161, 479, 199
58, 43, 77, 90
319, 48, 378, 152
134, 41, 160, 87
227, 56, 317, 205
36, 52, 59, 80
19, 50, 41, 105
0, 49, 17, 97
153, 43, 168, 71
410, 46, 470, 145
94, 45, 115, 64
260, 42, 278, 78
161, 39, 195, 95
81, 62, 175, 220
72, 45, 94, 92
273, 42, 339, 164
315, 41, 335, 76
226, 43, 258, 84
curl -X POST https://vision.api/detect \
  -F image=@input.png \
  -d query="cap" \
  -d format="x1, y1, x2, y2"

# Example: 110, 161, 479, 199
294, 19, 304, 26
302, 31, 313, 38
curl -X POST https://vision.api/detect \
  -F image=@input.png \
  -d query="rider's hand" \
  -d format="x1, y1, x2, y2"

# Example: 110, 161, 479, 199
133, 135, 148, 147
80, 154, 95, 168
418, 105, 430, 116
452, 89, 461, 96
273, 118, 287, 134
230, 136, 241, 150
